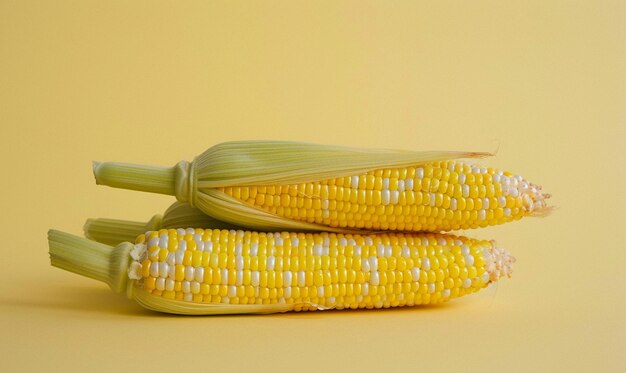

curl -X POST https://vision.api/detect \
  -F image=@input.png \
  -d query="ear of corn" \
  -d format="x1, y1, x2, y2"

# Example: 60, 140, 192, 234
93, 140, 548, 232
49, 228, 514, 315
84, 202, 243, 246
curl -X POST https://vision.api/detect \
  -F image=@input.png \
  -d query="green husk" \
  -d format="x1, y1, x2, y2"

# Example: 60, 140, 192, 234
93, 140, 491, 231
84, 202, 246, 246
48, 230, 132, 293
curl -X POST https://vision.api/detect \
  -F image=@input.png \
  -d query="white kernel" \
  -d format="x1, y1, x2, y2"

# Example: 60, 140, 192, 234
370, 271, 380, 286
498, 196, 507, 208
416, 168, 424, 179
148, 237, 159, 248
185, 228, 195, 235
405, 178, 414, 191
274, 237, 283, 246
317, 286, 324, 297
383, 178, 390, 189
221, 269, 228, 285
236, 270, 243, 286
165, 279, 175, 291
402, 245, 411, 258
250, 243, 258, 256
429, 193, 436, 206
221, 297, 230, 304
459, 173, 466, 184
362, 258, 371, 272
321, 199, 329, 209
442, 289, 451, 297
182, 281, 191, 293
377, 244, 385, 257
472, 167, 480, 174
168, 264, 175, 279
184, 293, 193, 302
483, 198, 490, 209
348, 239, 356, 246
493, 174, 501, 183
235, 255, 244, 270
322, 244, 330, 256
298, 271, 306, 287
322, 210, 330, 218
313, 244, 323, 256
463, 279, 472, 288
354, 245, 362, 257
158, 235, 168, 249
398, 179, 405, 192
428, 283, 435, 293
130, 244, 146, 260
450, 198, 458, 211
351, 176, 359, 188
251, 271, 260, 286
411, 267, 420, 281
421, 237, 429, 246
284, 287, 292, 298
291, 237, 299, 247
184, 266, 194, 281
178, 240, 187, 251
158, 262, 168, 278
191, 281, 200, 294
234, 243, 242, 256
283, 271, 292, 287
421, 257, 431, 270
385, 245, 392, 257
454, 239, 463, 246
174, 250, 185, 265
510, 188, 519, 197
176, 228, 186, 236
267, 256, 275, 271
194, 233, 202, 242
382, 190, 390, 205
481, 167, 487, 174
327, 297, 336, 305
437, 238, 446, 246
365, 237, 373, 246
391, 191, 399, 204
504, 208, 511, 217
194, 267, 204, 282
478, 210, 486, 221
481, 272, 490, 283
166, 252, 175, 265
228, 285, 236, 297
461, 244, 470, 256
369, 256, 378, 271
465, 254, 475, 266
149, 262, 159, 277
362, 282, 369, 296
462, 185, 470, 198
155, 277, 165, 291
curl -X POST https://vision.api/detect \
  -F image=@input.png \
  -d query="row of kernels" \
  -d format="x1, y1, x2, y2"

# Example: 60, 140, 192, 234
142, 281, 480, 308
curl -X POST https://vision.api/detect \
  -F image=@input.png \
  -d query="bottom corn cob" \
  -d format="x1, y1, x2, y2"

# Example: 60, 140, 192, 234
48, 229, 514, 315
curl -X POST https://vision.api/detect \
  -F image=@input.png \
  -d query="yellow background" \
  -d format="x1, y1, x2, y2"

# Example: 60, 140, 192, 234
1, 1, 624, 371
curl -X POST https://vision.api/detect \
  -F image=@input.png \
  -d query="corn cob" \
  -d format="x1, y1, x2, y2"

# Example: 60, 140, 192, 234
84, 202, 242, 246
93, 140, 549, 232
49, 228, 514, 315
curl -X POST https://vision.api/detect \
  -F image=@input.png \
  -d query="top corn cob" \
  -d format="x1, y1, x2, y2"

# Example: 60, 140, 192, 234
93, 141, 549, 232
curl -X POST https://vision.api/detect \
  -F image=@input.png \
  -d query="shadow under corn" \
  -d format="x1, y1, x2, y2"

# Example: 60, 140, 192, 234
3, 281, 469, 319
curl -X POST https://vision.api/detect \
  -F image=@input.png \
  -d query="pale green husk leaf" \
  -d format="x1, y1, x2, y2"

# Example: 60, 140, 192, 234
193, 140, 490, 188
